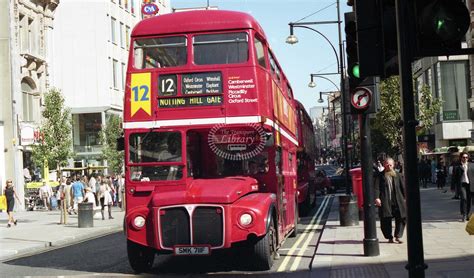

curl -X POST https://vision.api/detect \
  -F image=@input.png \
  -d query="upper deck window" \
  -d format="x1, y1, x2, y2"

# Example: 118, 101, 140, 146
193, 32, 248, 65
254, 37, 266, 68
133, 36, 187, 69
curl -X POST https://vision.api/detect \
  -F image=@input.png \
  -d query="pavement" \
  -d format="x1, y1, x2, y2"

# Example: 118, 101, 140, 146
0, 206, 124, 262
312, 186, 474, 278
0, 186, 473, 278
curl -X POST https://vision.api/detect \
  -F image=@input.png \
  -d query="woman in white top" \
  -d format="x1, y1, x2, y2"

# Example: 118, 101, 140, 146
98, 179, 114, 220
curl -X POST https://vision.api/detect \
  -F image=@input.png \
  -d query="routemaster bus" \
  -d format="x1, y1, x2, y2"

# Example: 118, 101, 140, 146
122, 10, 301, 272
294, 101, 317, 216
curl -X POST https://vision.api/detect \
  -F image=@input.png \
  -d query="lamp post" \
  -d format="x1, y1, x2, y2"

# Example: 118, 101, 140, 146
286, 0, 353, 203
308, 74, 340, 91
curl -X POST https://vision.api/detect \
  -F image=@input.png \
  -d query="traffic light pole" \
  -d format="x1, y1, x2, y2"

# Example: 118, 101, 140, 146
360, 113, 379, 256
337, 0, 351, 197
394, 0, 427, 277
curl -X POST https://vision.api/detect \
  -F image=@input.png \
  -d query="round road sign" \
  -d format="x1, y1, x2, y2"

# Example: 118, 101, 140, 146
351, 87, 372, 111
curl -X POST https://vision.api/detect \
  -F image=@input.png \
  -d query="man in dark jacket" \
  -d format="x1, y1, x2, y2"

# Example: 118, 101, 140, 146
374, 157, 407, 243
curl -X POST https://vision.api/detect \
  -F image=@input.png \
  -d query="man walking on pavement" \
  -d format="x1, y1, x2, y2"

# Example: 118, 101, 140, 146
454, 152, 473, 222
374, 157, 407, 244
71, 176, 85, 214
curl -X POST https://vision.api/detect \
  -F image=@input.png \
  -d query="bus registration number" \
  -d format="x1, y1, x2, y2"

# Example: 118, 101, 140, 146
174, 246, 210, 256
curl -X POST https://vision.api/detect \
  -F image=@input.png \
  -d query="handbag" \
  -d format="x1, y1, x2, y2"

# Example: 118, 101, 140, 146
466, 215, 474, 235
0, 195, 7, 211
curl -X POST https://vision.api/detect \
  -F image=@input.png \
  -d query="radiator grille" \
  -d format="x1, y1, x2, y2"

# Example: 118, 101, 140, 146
159, 205, 224, 248
160, 207, 190, 247
193, 207, 224, 247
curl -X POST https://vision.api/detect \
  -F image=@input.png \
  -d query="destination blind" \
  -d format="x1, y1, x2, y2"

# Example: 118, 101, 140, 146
182, 72, 222, 95
158, 95, 223, 108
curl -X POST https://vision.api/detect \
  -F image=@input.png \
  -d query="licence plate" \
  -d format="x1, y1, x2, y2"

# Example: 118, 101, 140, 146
174, 246, 210, 256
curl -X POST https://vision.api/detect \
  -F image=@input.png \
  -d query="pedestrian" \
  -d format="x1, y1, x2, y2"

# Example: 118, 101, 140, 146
38, 181, 52, 210
117, 174, 125, 210
71, 176, 85, 214
83, 187, 97, 211
423, 159, 431, 188
436, 160, 447, 192
3, 179, 21, 228
64, 178, 73, 214
451, 158, 461, 199
98, 179, 114, 220
453, 152, 473, 222
374, 157, 407, 244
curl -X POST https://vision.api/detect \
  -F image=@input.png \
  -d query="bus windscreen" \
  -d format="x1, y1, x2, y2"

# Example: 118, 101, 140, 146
133, 36, 187, 69
193, 32, 248, 65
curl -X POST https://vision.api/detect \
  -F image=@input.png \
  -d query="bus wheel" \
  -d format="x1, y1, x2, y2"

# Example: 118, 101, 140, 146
127, 240, 155, 273
252, 217, 276, 270
290, 202, 298, 238
299, 194, 311, 217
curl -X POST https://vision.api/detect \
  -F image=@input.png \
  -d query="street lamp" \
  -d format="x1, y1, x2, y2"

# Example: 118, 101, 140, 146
287, 0, 358, 229
309, 74, 340, 91
318, 91, 336, 104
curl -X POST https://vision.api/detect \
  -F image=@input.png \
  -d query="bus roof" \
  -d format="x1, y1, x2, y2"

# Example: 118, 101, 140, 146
132, 10, 266, 37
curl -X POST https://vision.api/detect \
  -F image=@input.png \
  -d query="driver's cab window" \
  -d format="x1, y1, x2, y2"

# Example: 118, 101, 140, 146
128, 131, 183, 181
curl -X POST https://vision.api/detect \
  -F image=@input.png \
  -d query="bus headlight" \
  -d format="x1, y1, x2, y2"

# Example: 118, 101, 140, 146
239, 213, 253, 226
133, 216, 146, 229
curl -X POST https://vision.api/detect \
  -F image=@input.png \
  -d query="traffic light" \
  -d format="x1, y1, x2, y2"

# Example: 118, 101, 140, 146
412, 0, 470, 58
344, 12, 362, 89
379, 0, 398, 78
354, 0, 384, 78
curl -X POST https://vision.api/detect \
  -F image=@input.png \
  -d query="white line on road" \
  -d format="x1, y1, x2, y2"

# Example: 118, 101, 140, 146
277, 195, 330, 272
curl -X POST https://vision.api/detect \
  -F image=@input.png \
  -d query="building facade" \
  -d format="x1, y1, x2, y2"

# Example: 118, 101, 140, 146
0, 0, 59, 206
50, 0, 170, 172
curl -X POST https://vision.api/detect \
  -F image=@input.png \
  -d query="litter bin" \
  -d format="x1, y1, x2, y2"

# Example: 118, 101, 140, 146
339, 195, 359, 226
349, 168, 363, 209
78, 202, 93, 228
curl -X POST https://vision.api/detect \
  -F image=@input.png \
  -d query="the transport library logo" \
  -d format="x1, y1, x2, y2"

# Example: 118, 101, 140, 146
208, 123, 266, 160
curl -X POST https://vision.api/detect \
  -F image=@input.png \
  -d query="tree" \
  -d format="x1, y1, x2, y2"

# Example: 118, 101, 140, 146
32, 88, 73, 172
372, 76, 442, 157
100, 114, 124, 175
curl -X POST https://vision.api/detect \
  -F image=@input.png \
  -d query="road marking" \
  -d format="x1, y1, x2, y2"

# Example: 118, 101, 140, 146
290, 197, 329, 271
277, 196, 330, 272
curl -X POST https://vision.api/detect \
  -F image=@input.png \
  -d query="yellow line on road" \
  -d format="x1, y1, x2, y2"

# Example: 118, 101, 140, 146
276, 195, 330, 272
290, 197, 329, 271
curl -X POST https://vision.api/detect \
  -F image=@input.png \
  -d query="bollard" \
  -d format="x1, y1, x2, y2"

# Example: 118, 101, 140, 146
339, 195, 359, 226
78, 202, 94, 228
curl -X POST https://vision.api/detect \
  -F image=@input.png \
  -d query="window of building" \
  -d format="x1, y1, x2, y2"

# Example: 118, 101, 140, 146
134, 36, 187, 69
112, 59, 119, 89
72, 113, 102, 153
21, 80, 37, 122
125, 26, 130, 48
120, 22, 125, 48
111, 17, 117, 44
254, 37, 266, 68
438, 61, 469, 121
193, 32, 248, 65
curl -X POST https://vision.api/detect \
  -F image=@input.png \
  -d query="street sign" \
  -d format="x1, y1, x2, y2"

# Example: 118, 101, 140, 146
351, 87, 372, 112
142, 3, 159, 16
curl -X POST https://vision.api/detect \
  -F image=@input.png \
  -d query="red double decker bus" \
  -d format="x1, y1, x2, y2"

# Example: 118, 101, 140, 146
122, 10, 302, 272
294, 101, 317, 216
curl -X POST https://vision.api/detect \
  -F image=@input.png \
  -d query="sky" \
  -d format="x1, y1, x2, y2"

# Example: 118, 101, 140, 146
171, 0, 352, 113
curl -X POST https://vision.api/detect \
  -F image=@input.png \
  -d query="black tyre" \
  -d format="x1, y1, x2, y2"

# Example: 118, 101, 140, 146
252, 217, 276, 270
127, 239, 155, 273
299, 193, 311, 217
290, 202, 299, 238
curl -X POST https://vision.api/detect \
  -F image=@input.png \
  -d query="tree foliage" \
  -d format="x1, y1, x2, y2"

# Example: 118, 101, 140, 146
32, 88, 73, 170
100, 114, 124, 175
372, 76, 442, 156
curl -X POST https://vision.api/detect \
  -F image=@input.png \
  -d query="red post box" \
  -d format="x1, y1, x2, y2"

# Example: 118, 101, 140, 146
349, 168, 363, 209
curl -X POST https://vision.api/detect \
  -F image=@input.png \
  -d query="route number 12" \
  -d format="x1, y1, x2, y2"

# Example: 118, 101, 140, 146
159, 74, 177, 96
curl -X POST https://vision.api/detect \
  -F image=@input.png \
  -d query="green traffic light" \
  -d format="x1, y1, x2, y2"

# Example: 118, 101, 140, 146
352, 64, 360, 79
436, 19, 445, 31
